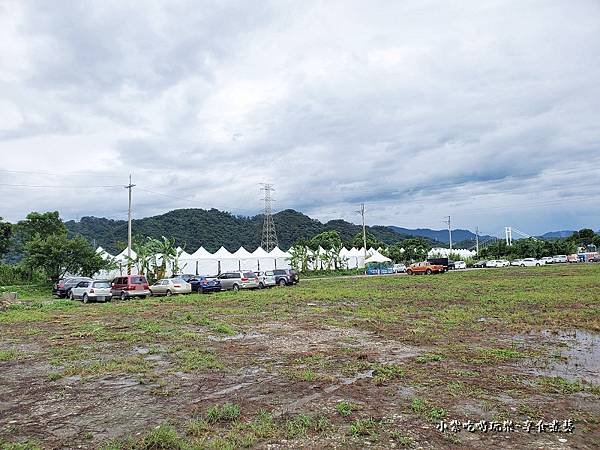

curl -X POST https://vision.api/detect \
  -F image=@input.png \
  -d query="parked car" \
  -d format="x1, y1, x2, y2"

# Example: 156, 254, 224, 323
567, 254, 579, 263
454, 261, 467, 269
111, 275, 150, 300
186, 276, 221, 293
392, 263, 407, 273
406, 261, 445, 275
254, 271, 276, 289
216, 271, 259, 291
511, 259, 523, 266
427, 258, 453, 271
272, 269, 300, 286
53, 277, 92, 298
497, 259, 510, 267
473, 260, 488, 268
150, 278, 192, 296
486, 260, 500, 268
540, 256, 554, 265
69, 279, 112, 303
520, 258, 542, 267
552, 255, 568, 263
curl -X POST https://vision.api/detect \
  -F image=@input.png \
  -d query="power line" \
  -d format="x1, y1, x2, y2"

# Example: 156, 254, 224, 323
0, 183, 123, 189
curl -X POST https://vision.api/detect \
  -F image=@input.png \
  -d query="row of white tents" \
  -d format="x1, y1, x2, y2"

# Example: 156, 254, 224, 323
95, 245, 476, 278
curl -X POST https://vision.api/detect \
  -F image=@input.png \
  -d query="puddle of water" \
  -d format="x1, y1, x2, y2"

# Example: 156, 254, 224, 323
526, 329, 600, 384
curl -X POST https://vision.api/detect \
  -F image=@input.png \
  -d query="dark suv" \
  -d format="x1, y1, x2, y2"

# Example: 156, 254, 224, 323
272, 269, 299, 286
53, 277, 92, 298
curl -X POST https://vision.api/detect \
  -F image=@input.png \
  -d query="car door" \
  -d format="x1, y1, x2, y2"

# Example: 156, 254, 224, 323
71, 281, 88, 299
151, 280, 163, 295
218, 273, 232, 290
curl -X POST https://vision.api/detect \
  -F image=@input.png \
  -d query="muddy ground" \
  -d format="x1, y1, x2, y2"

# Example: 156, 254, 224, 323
1, 265, 599, 449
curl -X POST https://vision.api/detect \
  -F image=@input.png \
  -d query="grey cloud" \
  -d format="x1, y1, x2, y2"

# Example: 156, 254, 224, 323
0, 0, 599, 235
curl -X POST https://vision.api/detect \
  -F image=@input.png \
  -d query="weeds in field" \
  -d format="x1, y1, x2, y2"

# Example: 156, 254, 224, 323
348, 417, 378, 437
177, 349, 224, 372
336, 400, 359, 416
410, 397, 446, 422
0, 349, 19, 361
206, 403, 241, 424
390, 431, 414, 447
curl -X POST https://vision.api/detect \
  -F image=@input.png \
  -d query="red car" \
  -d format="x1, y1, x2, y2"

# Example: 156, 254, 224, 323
406, 261, 446, 275
111, 275, 150, 300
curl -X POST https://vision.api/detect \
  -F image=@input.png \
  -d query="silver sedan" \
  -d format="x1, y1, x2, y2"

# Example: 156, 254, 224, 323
150, 278, 192, 296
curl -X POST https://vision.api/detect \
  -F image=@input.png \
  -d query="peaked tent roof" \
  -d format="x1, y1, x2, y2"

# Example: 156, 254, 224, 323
251, 247, 271, 258
190, 246, 212, 258
365, 250, 392, 263
115, 248, 137, 261
233, 247, 254, 258
269, 246, 289, 258
212, 246, 234, 259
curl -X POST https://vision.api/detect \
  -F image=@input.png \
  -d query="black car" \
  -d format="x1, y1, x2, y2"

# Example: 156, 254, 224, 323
52, 277, 92, 298
473, 260, 488, 268
187, 276, 221, 293
272, 269, 299, 286
427, 258, 453, 271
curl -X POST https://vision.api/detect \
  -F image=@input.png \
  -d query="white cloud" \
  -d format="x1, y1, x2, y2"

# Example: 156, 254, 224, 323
0, 0, 599, 235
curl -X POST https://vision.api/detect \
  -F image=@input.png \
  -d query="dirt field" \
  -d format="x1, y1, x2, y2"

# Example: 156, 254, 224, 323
1, 265, 599, 449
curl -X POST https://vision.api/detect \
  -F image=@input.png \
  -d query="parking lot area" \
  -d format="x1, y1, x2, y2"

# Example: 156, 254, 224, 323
1, 264, 599, 449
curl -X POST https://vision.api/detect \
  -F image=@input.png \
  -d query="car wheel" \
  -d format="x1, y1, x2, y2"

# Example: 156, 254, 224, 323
258, 282, 264, 289
406, 269, 412, 275
521, 264, 525, 267
82, 294, 89, 304
120, 291, 127, 301
166, 289, 172, 297
426, 269, 432, 275
140, 295, 147, 299
278, 279, 286, 287
68, 290, 75, 300
536, 263, 540, 267
232, 284, 240, 292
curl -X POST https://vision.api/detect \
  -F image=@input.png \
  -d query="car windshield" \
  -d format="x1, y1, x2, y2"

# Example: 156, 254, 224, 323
93, 281, 110, 288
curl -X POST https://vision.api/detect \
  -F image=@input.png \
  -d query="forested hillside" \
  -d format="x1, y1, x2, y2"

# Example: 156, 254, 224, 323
65, 208, 414, 254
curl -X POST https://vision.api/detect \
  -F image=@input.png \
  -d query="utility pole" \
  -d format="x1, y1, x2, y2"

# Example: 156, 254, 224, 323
260, 183, 279, 252
357, 203, 367, 273
443, 216, 453, 251
125, 174, 135, 274
475, 226, 480, 255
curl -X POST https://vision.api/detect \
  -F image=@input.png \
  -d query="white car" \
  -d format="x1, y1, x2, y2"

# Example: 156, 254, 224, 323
393, 263, 407, 273
255, 271, 276, 289
520, 258, 542, 267
69, 279, 112, 303
511, 259, 523, 266
454, 261, 467, 269
496, 259, 510, 267
486, 260, 499, 268
552, 255, 568, 263
540, 257, 554, 265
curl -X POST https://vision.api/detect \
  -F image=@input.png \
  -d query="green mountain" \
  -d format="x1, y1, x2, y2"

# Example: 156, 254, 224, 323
64, 208, 414, 254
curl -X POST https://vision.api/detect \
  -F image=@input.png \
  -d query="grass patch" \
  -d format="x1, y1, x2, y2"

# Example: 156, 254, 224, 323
348, 417, 378, 437
0, 349, 19, 361
177, 349, 224, 372
410, 397, 446, 422
206, 403, 241, 424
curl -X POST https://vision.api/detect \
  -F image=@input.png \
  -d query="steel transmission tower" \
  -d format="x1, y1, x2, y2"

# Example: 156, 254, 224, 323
260, 183, 279, 251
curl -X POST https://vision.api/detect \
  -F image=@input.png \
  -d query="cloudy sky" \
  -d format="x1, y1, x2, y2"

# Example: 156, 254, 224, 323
1, 0, 599, 236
